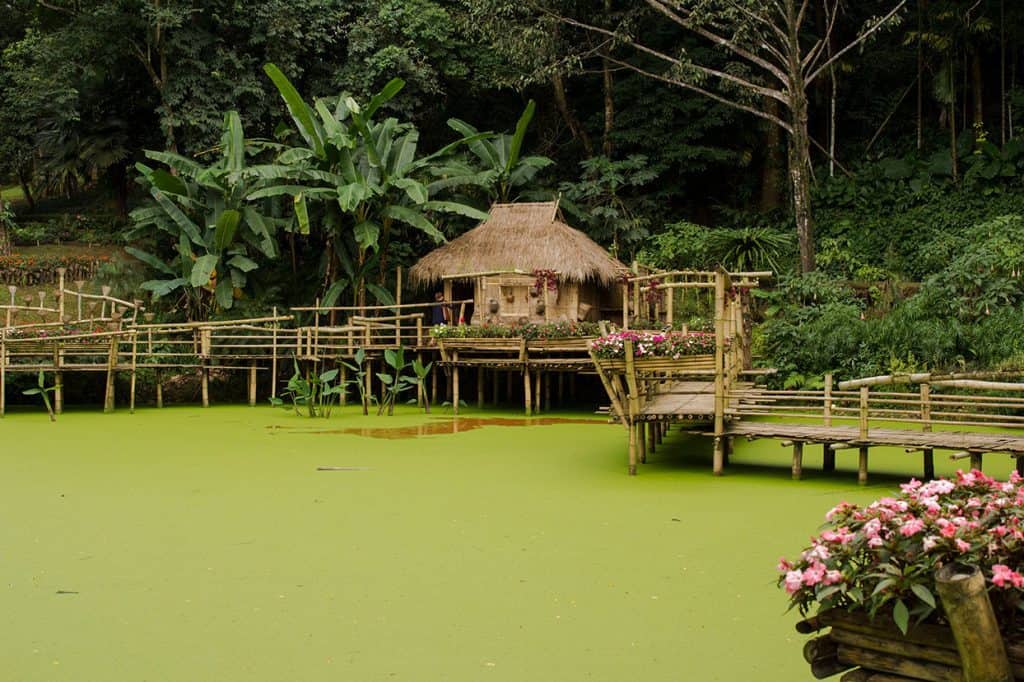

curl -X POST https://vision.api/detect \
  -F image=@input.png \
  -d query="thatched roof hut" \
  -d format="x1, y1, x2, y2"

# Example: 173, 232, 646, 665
410, 202, 628, 324
408, 201, 626, 287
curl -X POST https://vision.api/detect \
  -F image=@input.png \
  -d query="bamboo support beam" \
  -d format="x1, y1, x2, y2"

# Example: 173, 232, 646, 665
935, 563, 1013, 681
792, 441, 804, 480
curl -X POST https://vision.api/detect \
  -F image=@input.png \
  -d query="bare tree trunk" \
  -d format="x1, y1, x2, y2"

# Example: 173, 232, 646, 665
761, 97, 784, 210
1001, 0, 1007, 145
552, 72, 594, 157
601, 0, 615, 157
971, 50, 984, 135
17, 168, 35, 211
789, 102, 815, 273
917, 0, 924, 150
0, 196, 10, 257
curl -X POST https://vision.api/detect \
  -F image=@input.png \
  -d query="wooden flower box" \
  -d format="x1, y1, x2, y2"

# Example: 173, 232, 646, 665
799, 609, 1024, 681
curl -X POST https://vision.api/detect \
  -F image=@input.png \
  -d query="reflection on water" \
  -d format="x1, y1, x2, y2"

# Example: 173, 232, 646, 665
268, 417, 603, 439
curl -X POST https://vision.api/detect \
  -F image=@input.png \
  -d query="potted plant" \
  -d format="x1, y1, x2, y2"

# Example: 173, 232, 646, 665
779, 469, 1024, 679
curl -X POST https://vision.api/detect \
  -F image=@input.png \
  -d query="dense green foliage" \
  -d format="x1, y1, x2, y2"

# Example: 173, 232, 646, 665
3, 0, 1024, 376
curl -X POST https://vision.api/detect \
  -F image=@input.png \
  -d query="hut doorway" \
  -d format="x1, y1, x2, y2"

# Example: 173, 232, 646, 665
449, 282, 474, 325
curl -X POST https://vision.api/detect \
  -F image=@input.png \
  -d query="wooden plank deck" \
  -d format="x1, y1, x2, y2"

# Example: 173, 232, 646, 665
722, 422, 1024, 455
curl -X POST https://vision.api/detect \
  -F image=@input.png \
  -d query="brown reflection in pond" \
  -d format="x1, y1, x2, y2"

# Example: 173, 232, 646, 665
269, 417, 604, 440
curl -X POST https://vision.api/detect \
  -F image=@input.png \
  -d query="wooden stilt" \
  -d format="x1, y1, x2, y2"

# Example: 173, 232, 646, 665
792, 442, 804, 480
713, 436, 725, 476
0, 336, 6, 417
54, 371, 63, 415
647, 421, 656, 454
858, 446, 869, 485
638, 421, 647, 464
923, 448, 935, 479
431, 364, 438, 406
103, 336, 117, 413
1017, 456, 1024, 477
248, 363, 257, 406
477, 367, 484, 409
628, 419, 637, 475
523, 369, 532, 417
129, 332, 137, 414
201, 366, 210, 408
970, 451, 983, 471
569, 372, 576, 402
534, 369, 541, 414
506, 369, 514, 403
557, 372, 564, 407
655, 420, 663, 445
723, 436, 733, 466
156, 371, 163, 409
543, 371, 550, 412
365, 359, 373, 414
340, 363, 348, 407
823, 444, 836, 472
271, 306, 278, 400
492, 369, 499, 406
452, 351, 460, 415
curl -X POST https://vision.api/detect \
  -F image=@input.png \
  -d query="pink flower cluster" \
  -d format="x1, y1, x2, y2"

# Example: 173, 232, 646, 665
779, 470, 1024, 630
590, 330, 719, 359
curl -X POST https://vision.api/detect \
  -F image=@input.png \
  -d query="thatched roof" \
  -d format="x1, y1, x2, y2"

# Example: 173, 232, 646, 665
409, 201, 626, 287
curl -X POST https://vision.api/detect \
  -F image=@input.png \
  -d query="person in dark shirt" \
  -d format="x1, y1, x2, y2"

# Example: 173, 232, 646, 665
431, 291, 450, 325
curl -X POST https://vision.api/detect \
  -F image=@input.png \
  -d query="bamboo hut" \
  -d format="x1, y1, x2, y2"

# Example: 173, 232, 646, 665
408, 201, 627, 324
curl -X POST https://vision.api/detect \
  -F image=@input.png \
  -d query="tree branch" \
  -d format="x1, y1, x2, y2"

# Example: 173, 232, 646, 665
644, 0, 791, 87
603, 55, 794, 135
809, 136, 853, 178
36, 0, 75, 15
803, 0, 842, 72
806, 1, 907, 85
554, 12, 791, 106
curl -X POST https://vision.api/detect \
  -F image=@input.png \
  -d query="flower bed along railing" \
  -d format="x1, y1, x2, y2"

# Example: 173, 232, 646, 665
430, 320, 601, 341
589, 330, 720, 360
0, 254, 111, 286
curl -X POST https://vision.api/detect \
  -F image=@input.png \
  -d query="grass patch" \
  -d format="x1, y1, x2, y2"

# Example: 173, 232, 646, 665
1, 404, 1011, 680
1, 184, 25, 204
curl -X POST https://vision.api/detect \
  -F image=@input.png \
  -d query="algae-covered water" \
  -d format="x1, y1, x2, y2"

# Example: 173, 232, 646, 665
2, 405, 1014, 681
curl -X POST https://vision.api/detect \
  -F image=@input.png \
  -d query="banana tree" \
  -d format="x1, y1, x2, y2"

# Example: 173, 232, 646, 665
128, 111, 283, 319
446, 100, 553, 203
252, 64, 490, 307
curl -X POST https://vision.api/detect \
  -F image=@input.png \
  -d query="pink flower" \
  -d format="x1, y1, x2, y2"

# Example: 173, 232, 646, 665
900, 479, 922, 493
955, 539, 971, 553
900, 517, 925, 537
922, 535, 940, 552
802, 562, 827, 587
784, 570, 804, 594
991, 564, 1024, 589
823, 570, 844, 586
777, 557, 792, 573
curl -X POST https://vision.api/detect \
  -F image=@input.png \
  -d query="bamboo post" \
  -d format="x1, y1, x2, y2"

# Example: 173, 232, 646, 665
858, 447, 869, 486
365, 359, 373, 413
506, 369, 514, 404
0, 333, 5, 417
666, 275, 674, 328
523, 368, 532, 417
103, 335, 117, 412
57, 268, 66, 319
129, 331, 137, 414
647, 421, 656, 455
792, 441, 804, 480
921, 383, 935, 479
477, 367, 484, 409
823, 373, 836, 471
431, 364, 438, 406
713, 270, 727, 476
534, 369, 541, 414
859, 386, 869, 440
628, 417, 637, 475
557, 372, 564, 406
416, 317, 423, 347
452, 351, 460, 415
637, 421, 647, 464
543, 370, 550, 411
970, 451, 984, 471
621, 283, 630, 329
340, 363, 349, 407
156, 370, 163, 408
491, 369, 499, 406
201, 366, 210, 408
271, 307, 278, 400
935, 564, 1013, 682
248, 362, 257, 406
543, 287, 550, 322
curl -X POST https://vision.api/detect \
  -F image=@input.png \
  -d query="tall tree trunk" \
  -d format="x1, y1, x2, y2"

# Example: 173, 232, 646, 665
917, 0, 924, 150
601, 0, 615, 157
760, 97, 784, 210
17, 168, 35, 211
971, 50, 984, 135
1001, 0, 1007, 145
552, 72, 594, 157
0, 196, 10, 257
788, 95, 815, 273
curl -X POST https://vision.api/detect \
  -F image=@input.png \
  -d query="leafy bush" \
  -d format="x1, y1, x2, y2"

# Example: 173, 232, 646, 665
0, 253, 111, 285
9, 214, 121, 246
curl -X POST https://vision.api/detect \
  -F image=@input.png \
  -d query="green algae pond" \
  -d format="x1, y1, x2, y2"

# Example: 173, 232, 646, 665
3, 405, 1016, 681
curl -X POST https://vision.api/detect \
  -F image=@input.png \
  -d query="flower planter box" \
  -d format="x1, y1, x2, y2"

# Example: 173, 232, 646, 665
799, 608, 1024, 681
592, 354, 716, 375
